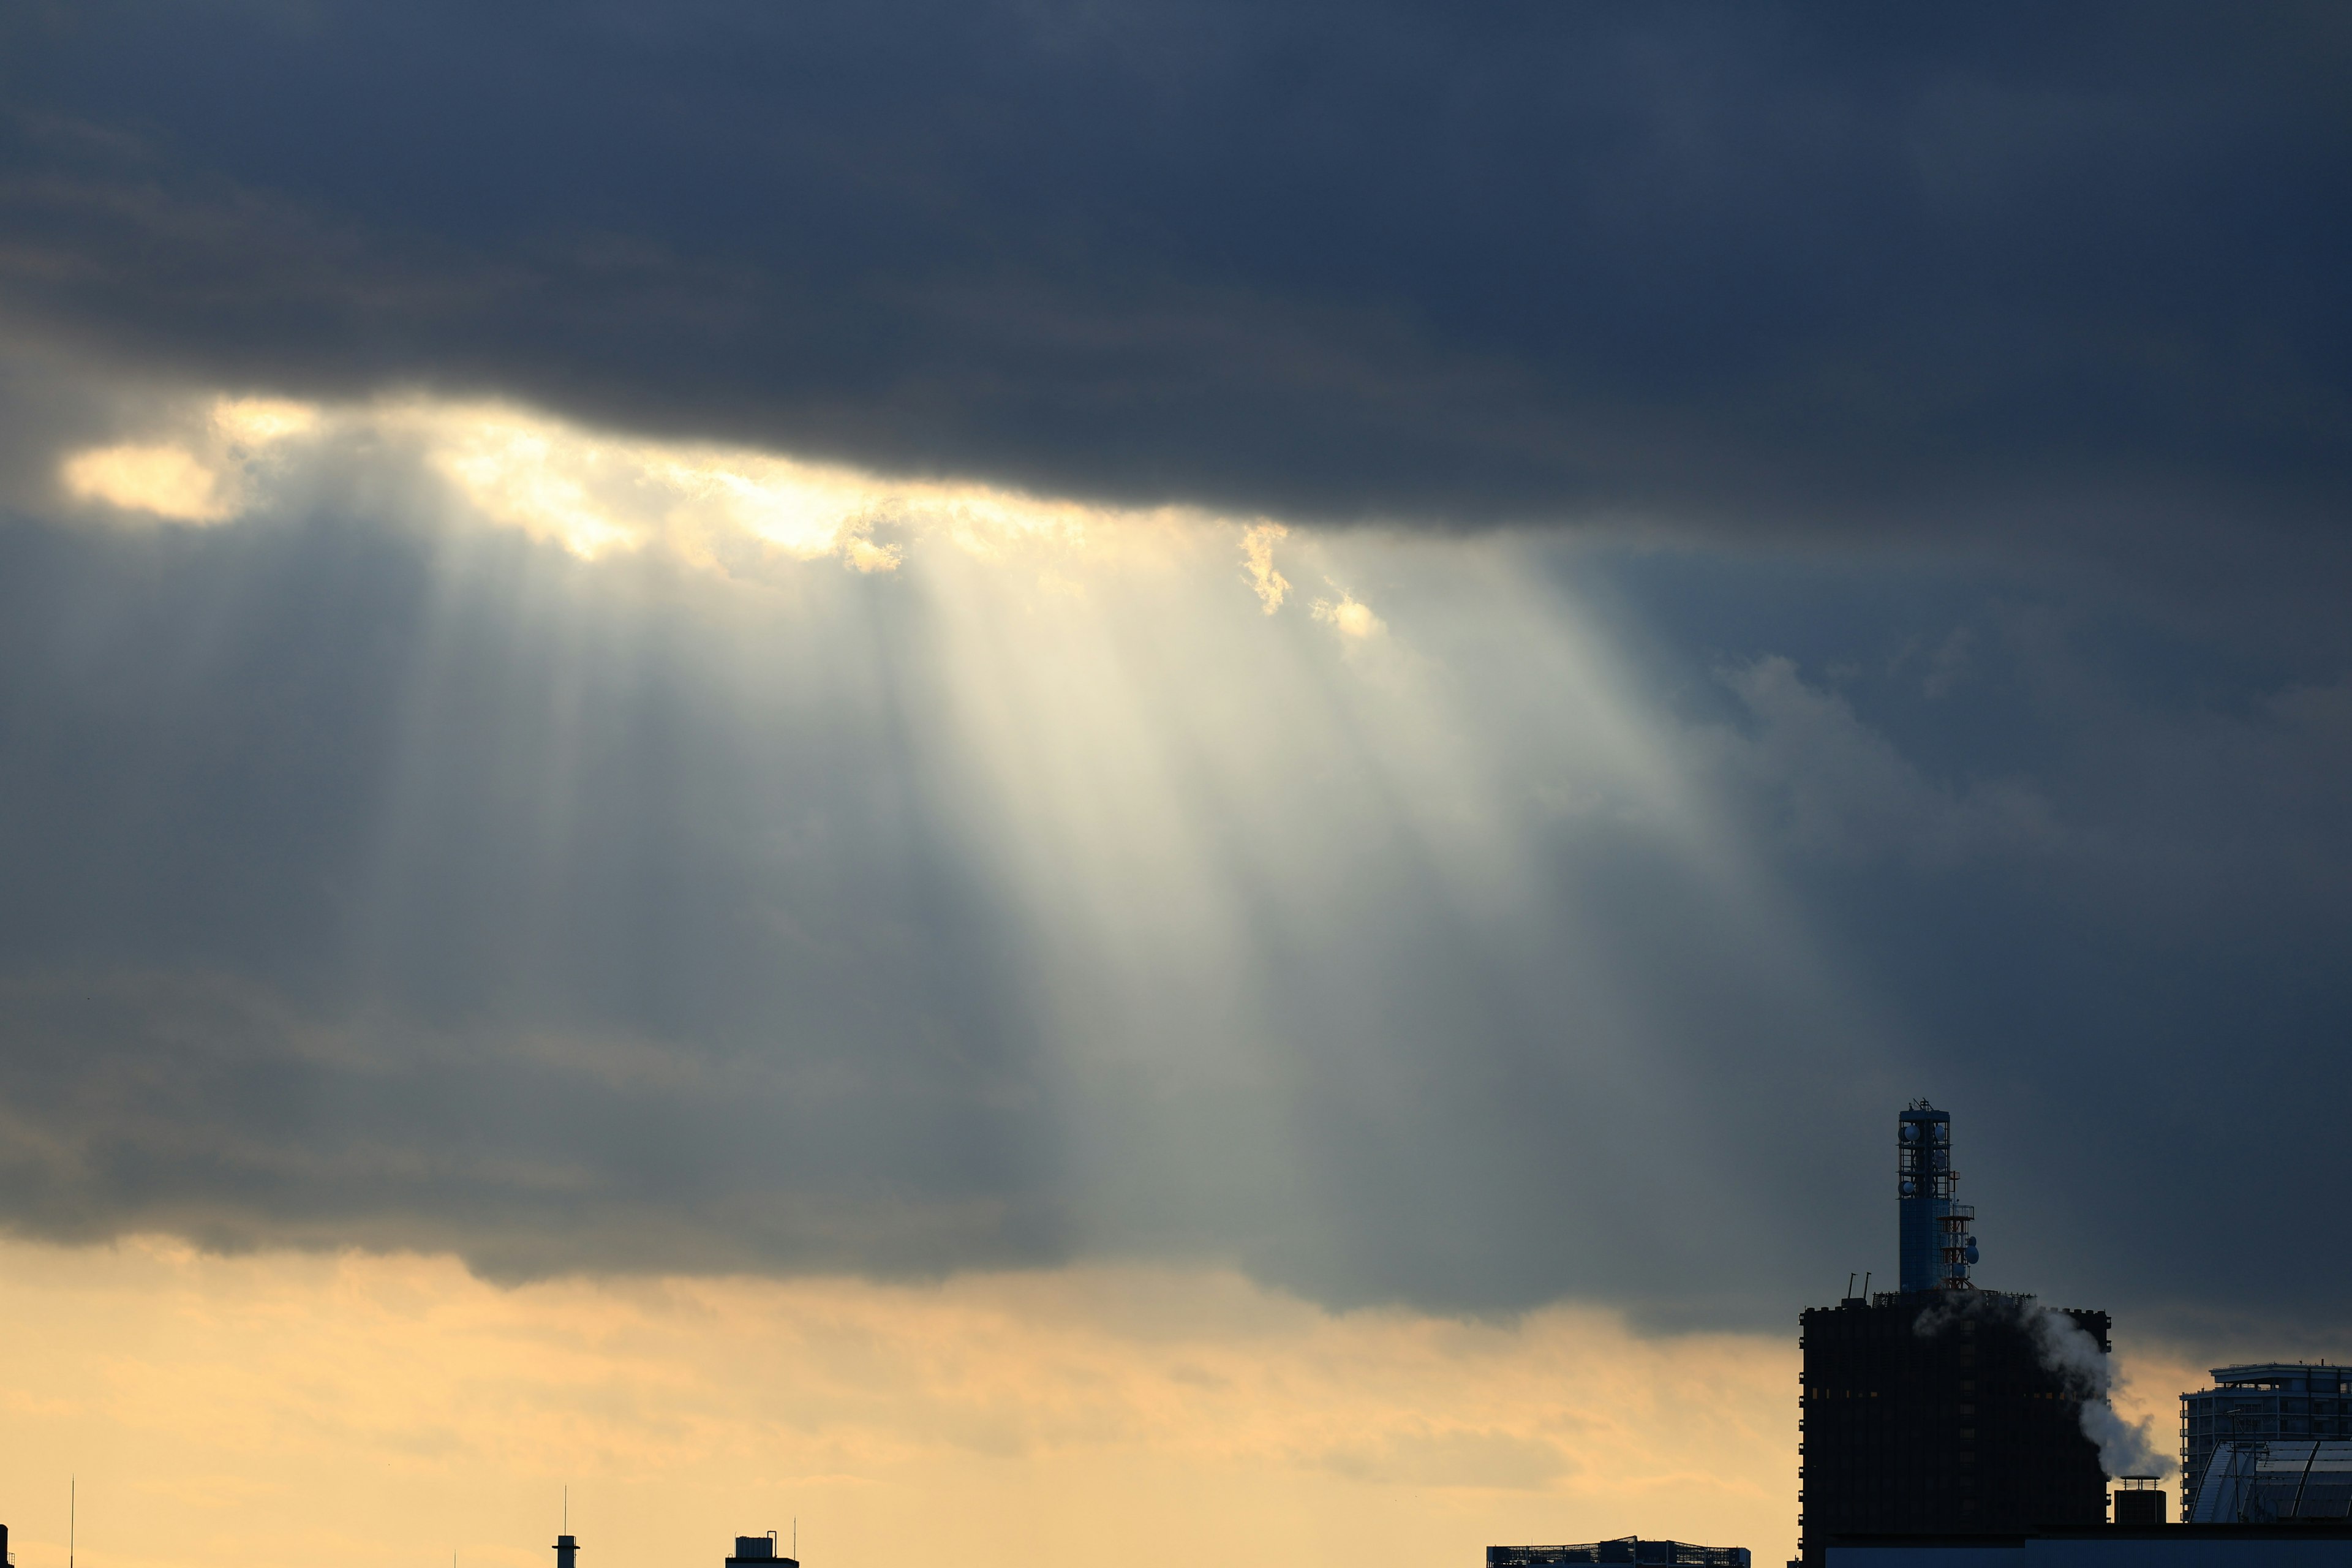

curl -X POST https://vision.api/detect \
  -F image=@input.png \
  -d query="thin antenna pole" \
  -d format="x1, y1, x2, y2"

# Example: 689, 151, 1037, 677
69, 1476, 76, 1568
564, 1487, 568, 1534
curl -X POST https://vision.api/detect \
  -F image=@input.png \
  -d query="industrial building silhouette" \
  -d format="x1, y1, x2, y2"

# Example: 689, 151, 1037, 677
1794, 1102, 2352, 1564
1795, 1102, 2109, 1562
1491, 1101, 2352, 1564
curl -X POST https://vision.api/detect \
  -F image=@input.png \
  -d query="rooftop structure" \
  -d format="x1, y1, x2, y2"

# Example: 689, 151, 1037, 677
2109, 1475, 2165, 1526
1489, 1540, 1749, 1567
2187, 1439, 2352, 1524
2182, 1365, 2352, 1510
554, 1534, 579, 1568
725, 1533, 799, 1568
1896, 1101, 1975, 1295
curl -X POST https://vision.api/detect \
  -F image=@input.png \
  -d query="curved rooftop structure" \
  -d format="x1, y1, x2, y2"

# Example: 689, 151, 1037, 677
2189, 1439, 2352, 1523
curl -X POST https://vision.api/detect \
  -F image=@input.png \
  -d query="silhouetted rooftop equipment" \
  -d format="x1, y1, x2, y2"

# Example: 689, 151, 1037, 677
2110, 1475, 2166, 1526
1897, 1101, 1975, 1295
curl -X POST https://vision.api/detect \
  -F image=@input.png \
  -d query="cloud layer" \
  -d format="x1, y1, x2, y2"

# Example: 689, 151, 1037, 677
2, 2, 2347, 543
0, 3, 2348, 1360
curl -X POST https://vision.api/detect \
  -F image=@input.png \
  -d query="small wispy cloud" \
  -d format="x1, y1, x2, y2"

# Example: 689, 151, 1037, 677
1311, 589, 1384, 639
1239, 522, 1290, 612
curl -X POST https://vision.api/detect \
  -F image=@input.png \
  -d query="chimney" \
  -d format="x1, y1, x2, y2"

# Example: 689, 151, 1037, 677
554, 1535, 579, 1568
1897, 1101, 1977, 1293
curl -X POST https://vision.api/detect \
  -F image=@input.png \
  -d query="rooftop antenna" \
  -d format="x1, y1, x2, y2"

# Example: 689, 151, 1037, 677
69, 1476, 75, 1568
1862, 1272, 1871, 1298
1847, 1272, 1856, 1300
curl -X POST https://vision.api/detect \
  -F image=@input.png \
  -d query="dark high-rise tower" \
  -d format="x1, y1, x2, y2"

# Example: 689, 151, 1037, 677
1796, 1104, 2109, 1566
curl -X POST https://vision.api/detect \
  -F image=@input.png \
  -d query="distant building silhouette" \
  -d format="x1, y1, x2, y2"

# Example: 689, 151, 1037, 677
2182, 1365, 2352, 1510
1489, 1539, 1748, 1566
1822, 1525, 2352, 1562
727, 1532, 799, 1568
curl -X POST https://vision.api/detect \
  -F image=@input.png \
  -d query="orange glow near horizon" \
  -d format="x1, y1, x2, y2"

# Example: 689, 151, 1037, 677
0, 1237, 1810, 1568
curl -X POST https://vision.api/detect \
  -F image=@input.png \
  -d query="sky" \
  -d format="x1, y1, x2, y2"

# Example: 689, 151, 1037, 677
1, 5, 2349, 1567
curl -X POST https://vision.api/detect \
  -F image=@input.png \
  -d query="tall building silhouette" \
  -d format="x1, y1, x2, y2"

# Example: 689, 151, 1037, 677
1797, 1103, 2108, 1564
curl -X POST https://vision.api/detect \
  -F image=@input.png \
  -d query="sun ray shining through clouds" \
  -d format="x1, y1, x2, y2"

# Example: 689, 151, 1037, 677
19, 386, 1902, 1325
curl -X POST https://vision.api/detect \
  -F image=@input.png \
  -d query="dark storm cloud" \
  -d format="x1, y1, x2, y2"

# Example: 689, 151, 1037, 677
1, 1, 2346, 537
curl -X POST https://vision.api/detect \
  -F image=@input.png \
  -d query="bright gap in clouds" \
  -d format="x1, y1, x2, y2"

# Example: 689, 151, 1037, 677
59, 398, 320, 522
60, 393, 1229, 572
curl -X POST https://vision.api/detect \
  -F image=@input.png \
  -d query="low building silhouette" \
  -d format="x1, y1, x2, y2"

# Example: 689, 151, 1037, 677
2109, 1476, 2165, 1526
1490, 1539, 1749, 1566
726, 1532, 799, 1568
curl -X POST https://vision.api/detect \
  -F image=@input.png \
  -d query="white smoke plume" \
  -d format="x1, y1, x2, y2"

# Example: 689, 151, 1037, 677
2027, 1307, 2171, 1480
1915, 1294, 2171, 1480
